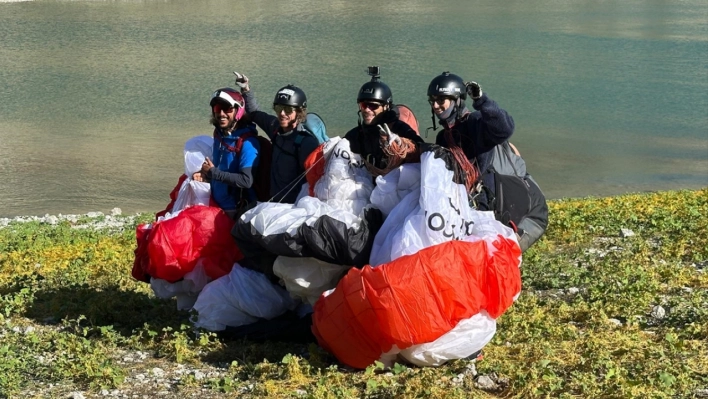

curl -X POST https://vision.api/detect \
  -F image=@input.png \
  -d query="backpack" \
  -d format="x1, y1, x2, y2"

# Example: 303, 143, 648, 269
219, 130, 273, 202
395, 104, 420, 135
485, 141, 549, 252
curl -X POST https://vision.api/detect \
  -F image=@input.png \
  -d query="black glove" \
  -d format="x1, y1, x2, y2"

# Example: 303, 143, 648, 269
465, 81, 482, 100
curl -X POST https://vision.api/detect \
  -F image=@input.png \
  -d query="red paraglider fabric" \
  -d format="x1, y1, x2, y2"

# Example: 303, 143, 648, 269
312, 236, 521, 369
304, 143, 326, 197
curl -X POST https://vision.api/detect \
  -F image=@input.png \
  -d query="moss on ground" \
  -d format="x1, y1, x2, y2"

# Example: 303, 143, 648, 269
1, 189, 706, 398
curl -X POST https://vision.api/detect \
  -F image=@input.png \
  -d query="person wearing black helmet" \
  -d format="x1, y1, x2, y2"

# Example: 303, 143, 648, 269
344, 67, 423, 172
427, 72, 515, 207
193, 88, 260, 219
233, 72, 320, 204
428, 72, 548, 252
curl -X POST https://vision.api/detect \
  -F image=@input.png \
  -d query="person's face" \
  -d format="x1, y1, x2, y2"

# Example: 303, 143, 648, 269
429, 96, 455, 116
274, 104, 298, 130
212, 101, 237, 129
359, 101, 386, 125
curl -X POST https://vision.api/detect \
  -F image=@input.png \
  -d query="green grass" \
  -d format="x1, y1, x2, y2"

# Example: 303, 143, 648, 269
1, 189, 706, 398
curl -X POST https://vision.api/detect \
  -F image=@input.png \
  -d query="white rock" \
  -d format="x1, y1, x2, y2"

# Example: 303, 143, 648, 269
608, 318, 622, 326
620, 228, 635, 238
193, 370, 205, 380
151, 367, 165, 378
86, 211, 103, 218
651, 305, 666, 319
111, 208, 122, 216
66, 392, 85, 399
475, 375, 499, 391
47, 215, 59, 225
568, 287, 580, 295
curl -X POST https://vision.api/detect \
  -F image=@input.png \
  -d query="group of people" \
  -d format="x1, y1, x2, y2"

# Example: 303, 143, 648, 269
192, 67, 547, 252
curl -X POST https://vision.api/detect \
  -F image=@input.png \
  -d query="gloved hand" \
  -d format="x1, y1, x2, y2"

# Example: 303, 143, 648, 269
378, 124, 401, 147
465, 81, 482, 100
233, 71, 250, 93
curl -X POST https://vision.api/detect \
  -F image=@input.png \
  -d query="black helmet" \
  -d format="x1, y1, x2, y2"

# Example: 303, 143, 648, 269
357, 80, 393, 105
427, 72, 466, 100
273, 85, 307, 108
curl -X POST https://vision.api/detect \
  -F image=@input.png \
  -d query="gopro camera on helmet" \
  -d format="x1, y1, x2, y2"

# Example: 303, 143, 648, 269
366, 66, 381, 79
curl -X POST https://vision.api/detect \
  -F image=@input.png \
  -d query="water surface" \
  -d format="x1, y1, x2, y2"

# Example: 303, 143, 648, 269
0, 0, 706, 217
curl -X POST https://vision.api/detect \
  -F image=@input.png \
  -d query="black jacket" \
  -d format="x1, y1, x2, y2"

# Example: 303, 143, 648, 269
344, 109, 424, 170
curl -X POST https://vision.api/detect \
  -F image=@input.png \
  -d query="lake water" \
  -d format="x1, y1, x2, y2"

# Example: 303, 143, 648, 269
1, 0, 706, 218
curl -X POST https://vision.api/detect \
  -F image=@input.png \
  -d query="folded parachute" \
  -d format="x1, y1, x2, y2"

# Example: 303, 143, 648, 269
312, 146, 522, 369
232, 137, 382, 268
132, 136, 242, 286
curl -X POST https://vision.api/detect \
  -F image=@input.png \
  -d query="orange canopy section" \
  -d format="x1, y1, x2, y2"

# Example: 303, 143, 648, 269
304, 142, 327, 196
312, 236, 521, 369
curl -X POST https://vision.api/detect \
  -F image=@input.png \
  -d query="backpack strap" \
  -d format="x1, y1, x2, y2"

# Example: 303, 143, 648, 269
214, 128, 256, 154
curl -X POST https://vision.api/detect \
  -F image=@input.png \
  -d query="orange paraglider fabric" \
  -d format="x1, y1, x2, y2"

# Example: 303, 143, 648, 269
312, 236, 521, 369
304, 143, 326, 197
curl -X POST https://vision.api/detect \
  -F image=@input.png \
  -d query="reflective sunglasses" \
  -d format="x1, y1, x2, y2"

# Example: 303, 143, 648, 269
212, 103, 236, 114
428, 96, 452, 106
358, 101, 382, 111
273, 104, 296, 114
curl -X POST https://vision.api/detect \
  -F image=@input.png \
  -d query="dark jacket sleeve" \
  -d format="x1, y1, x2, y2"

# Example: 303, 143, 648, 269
243, 90, 279, 139
469, 93, 515, 151
207, 166, 254, 189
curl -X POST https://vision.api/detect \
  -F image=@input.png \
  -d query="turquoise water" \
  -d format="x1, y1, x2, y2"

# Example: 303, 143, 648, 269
0, 0, 706, 217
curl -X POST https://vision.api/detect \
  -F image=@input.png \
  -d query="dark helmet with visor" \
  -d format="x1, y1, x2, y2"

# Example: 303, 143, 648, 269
273, 85, 307, 108
357, 80, 393, 105
427, 72, 466, 100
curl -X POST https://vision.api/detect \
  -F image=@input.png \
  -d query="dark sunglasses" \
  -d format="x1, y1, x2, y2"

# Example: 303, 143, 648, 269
428, 96, 452, 106
273, 104, 296, 114
358, 102, 382, 111
212, 103, 236, 114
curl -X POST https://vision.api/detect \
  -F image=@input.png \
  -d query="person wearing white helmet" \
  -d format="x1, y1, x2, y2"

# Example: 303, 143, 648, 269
193, 88, 260, 218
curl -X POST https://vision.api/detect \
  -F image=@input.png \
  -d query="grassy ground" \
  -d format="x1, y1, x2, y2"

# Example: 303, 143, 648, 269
1, 189, 706, 398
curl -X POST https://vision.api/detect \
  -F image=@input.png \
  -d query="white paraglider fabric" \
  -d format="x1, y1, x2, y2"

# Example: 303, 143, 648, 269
370, 152, 518, 267
369, 164, 421, 218
150, 261, 211, 310
192, 264, 296, 331
311, 137, 374, 217
171, 136, 212, 213
273, 256, 351, 306
398, 311, 497, 367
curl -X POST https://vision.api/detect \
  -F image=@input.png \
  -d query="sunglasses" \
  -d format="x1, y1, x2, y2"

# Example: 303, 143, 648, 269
428, 96, 452, 106
212, 103, 236, 114
358, 102, 382, 111
273, 104, 296, 114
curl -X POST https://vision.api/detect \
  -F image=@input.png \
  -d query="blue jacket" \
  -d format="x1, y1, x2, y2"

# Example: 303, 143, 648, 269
210, 124, 260, 210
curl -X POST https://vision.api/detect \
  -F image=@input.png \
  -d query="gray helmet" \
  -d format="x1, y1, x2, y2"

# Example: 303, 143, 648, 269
427, 72, 466, 100
273, 85, 307, 108
357, 80, 393, 105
